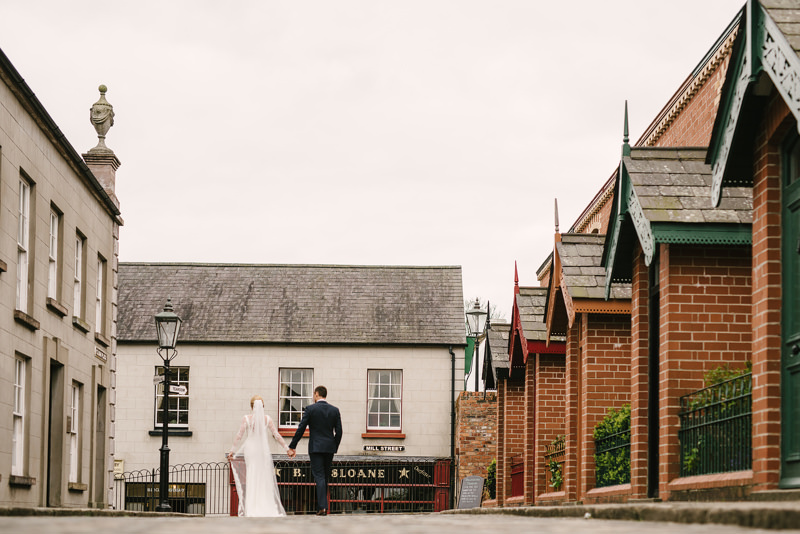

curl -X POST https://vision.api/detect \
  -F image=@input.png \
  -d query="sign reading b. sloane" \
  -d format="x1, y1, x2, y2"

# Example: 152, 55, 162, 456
276, 461, 432, 484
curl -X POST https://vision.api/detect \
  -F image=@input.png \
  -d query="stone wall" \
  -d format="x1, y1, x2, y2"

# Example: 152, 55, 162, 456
455, 391, 497, 486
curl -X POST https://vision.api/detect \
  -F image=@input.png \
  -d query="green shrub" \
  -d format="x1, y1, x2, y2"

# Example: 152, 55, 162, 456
547, 435, 565, 490
593, 404, 631, 487
485, 458, 496, 499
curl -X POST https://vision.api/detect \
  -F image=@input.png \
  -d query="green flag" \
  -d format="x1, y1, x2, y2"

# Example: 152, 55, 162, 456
464, 336, 475, 375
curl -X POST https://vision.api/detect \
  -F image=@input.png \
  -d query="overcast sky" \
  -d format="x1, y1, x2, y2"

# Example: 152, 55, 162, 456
1, 1, 744, 319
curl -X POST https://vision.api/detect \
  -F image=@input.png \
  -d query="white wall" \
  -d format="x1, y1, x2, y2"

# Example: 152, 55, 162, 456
115, 343, 465, 472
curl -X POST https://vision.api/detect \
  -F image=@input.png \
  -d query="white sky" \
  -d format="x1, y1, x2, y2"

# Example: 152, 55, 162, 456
0, 1, 744, 319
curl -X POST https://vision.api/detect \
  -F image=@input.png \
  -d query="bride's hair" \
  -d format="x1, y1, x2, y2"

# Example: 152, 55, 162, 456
250, 394, 263, 409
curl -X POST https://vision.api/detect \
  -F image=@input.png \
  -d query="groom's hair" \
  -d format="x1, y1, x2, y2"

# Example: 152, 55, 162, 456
315, 386, 328, 398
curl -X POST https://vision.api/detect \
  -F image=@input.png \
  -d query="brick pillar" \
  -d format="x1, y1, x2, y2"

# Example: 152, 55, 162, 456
523, 355, 536, 505
629, 246, 650, 499
496, 380, 506, 506
564, 325, 580, 502
751, 97, 791, 492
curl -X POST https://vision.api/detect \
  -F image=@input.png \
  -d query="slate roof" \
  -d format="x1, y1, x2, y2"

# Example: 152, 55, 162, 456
557, 234, 631, 300
483, 321, 510, 387
516, 287, 548, 342
764, 1, 800, 53
626, 147, 752, 224
117, 263, 465, 345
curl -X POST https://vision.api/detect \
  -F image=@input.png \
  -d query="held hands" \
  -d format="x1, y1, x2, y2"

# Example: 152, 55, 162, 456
287, 448, 296, 458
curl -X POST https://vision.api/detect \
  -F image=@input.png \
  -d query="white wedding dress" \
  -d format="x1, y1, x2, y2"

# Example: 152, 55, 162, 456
229, 400, 288, 517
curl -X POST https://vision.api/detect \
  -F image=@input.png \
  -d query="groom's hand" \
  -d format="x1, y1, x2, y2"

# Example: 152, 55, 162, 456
287, 449, 296, 458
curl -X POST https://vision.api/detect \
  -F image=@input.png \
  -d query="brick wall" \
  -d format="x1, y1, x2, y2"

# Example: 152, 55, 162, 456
658, 243, 753, 496
579, 313, 632, 501
629, 246, 651, 499
534, 353, 566, 499
455, 391, 497, 485
523, 356, 536, 505
648, 41, 732, 148
751, 94, 791, 491
500, 380, 525, 503
564, 326, 581, 502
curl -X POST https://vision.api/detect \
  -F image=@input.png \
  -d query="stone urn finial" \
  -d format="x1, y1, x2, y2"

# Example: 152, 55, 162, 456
89, 84, 115, 151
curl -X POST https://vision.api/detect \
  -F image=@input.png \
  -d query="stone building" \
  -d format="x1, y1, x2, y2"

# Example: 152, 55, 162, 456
114, 262, 465, 513
0, 48, 122, 508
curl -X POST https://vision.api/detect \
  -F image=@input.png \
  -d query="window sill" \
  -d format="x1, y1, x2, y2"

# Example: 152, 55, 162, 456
14, 310, 40, 331
95, 332, 110, 348
9, 475, 36, 488
149, 429, 193, 437
279, 429, 309, 438
73, 316, 90, 333
362, 432, 406, 439
47, 297, 68, 317
68, 482, 88, 492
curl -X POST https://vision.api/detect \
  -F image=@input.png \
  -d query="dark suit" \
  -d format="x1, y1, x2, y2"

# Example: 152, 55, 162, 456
289, 399, 342, 511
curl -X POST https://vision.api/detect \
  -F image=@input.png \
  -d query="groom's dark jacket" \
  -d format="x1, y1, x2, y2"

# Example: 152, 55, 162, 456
289, 399, 342, 454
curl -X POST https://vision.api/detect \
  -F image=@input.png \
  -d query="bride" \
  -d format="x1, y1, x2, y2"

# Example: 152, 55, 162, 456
227, 395, 295, 516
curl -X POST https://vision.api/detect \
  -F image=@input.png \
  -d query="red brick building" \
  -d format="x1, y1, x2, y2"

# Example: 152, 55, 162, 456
706, 0, 800, 492
545, 232, 631, 503
481, 2, 800, 507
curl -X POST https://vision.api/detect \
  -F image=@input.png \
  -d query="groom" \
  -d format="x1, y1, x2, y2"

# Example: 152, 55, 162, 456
288, 385, 342, 516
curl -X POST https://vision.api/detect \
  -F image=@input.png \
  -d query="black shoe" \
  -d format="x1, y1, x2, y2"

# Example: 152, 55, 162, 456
316, 509, 327, 516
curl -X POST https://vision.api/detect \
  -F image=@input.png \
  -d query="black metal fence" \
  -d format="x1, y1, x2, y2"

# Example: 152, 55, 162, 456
678, 373, 752, 477
114, 456, 451, 515
114, 462, 230, 515
594, 429, 631, 487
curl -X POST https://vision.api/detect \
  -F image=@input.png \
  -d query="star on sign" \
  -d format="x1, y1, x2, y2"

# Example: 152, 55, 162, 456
399, 468, 410, 478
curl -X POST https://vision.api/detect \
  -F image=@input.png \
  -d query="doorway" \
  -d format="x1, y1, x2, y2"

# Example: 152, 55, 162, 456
47, 360, 65, 506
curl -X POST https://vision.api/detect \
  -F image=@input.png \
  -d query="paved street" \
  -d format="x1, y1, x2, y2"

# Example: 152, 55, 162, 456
1, 513, 799, 534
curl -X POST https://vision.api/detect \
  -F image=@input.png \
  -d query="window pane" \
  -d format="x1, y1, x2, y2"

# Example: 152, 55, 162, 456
367, 369, 401, 429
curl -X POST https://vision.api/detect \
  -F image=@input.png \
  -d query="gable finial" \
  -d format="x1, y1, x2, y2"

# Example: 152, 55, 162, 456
514, 261, 520, 294
622, 100, 631, 157
554, 198, 560, 233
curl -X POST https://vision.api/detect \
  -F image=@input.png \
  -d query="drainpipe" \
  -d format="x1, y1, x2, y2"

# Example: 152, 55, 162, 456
449, 345, 456, 509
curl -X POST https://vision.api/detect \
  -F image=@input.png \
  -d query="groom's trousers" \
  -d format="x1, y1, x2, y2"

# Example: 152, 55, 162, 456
309, 452, 334, 511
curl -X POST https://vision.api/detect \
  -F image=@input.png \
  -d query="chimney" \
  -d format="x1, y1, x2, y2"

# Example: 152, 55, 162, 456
83, 84, 121, 208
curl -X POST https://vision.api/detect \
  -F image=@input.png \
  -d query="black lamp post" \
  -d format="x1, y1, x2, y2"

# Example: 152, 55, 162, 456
154, 298, 181, 512
465, 298, 488, 392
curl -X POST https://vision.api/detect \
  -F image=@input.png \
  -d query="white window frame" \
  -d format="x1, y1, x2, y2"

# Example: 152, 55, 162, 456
16, 179, 30, 312
12, 357, 26, 476
367, 369, 402, 431
48, 209, 60, 300
68, 383, 81, 483
154, 366, 190, 429
279, 368, 313, 428
95, 256, 105, 334
74, 234, 84, 318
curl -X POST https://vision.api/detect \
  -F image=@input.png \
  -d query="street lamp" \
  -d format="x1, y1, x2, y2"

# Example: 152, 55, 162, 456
465, 298, 488, 392
154, 298, 181, 512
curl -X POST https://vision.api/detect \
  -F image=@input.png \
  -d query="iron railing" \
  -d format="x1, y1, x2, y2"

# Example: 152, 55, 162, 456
594, 429, 631, 487
678, 373, 752, 477
113, 461, 230, 515
114, 457, 451, 515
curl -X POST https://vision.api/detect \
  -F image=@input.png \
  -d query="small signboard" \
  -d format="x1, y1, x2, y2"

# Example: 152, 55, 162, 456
169, 384, 187, 395
363, 445, 405, 452
457, 476, 484, 509
153, 375, 164, 385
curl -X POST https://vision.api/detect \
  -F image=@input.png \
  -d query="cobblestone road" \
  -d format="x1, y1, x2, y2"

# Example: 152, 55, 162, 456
2, 513, 799, 534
